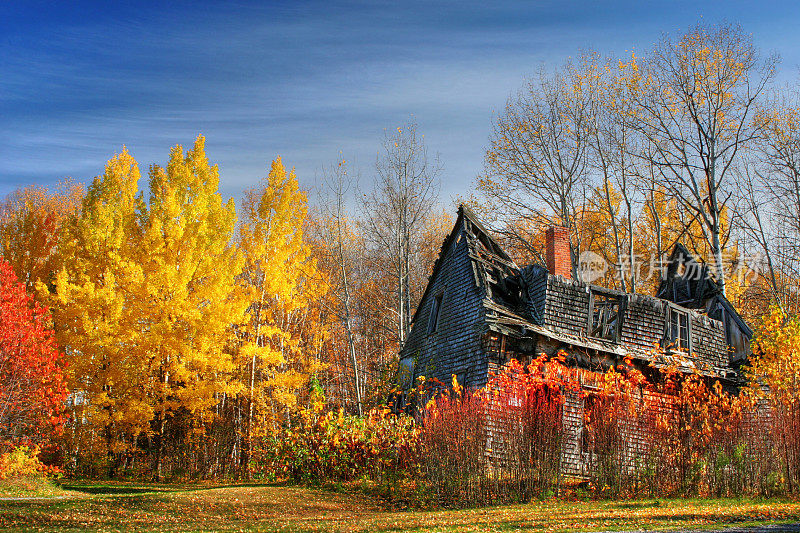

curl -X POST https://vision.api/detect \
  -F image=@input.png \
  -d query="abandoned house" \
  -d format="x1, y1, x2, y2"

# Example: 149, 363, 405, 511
397, 205, 753, 475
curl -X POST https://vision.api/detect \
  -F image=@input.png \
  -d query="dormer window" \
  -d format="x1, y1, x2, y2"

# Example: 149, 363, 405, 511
666, 305, 691, 353
428, 292, 443, 334
588, 289, 624, 342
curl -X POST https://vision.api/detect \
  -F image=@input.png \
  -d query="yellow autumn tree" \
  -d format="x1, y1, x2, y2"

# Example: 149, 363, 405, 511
625, 24, 776, 296
236, 157, 327, 474
577, 180, 627, 290
139, 136, 245, 478
45, 149, 149, 474
749, 307, 800, 491
751, 308, 800, 405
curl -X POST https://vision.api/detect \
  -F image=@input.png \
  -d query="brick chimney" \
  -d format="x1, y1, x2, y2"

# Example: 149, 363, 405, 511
545, 226, 571, 279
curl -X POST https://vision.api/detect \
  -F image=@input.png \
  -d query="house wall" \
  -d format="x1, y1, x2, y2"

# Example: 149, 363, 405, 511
398, 209, 752, 483
480, 365, 689, 480
619, 294, 669, 352
399, 223, 489, 390
707, 296, 752, 364
561, 390, 586, 476
690, 314, 728, 369
558, 369, 684, 479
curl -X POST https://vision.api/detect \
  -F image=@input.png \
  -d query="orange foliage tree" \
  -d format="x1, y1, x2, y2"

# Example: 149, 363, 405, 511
749, 307, 800, 492
0, 180, 84, 296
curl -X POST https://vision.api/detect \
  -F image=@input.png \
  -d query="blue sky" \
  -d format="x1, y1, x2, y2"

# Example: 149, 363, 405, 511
3, 1, 800, 206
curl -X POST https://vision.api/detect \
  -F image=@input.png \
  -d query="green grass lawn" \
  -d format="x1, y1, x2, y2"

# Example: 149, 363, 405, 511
1, 481, 799, 532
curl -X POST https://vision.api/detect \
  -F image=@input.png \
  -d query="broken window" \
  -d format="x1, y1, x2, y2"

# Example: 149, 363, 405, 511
398, 356, 416, 389
666, 305, 691, 353
451, 371, 467, 391
428, 292, 443, 334
588, 290, 623, 342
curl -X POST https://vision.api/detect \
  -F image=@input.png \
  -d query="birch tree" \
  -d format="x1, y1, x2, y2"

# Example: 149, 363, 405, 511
588, 54, 644, 292
47, 149, 150, 475
139, 136, 244, 479
237, 157, 327, 472
361, 122, 441, 345
735, 102, 800, 314
317, 158, 363, 415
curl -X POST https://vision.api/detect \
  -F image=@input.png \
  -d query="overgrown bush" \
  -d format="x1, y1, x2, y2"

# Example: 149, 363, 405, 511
650, 369, 751, 497
258, 408, 421, 485
0, 446, 62, 496
581, 363, 765, 498
0, 447, 55, 480
419, 356, 571, 507
256, 343, 798, 507
418, 379, 489, 506
420, 353, 790, 504
582, 370, 640, 498
749, 307, 800, 493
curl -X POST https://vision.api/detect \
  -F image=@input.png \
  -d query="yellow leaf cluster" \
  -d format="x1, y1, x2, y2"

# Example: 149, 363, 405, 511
39, 138, 328, 462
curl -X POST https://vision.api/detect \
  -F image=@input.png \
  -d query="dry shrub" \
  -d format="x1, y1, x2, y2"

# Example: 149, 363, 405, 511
420, 348, 797, 503
771, 401, 800, 493
581, 361, 780, 498
419, 384, 487, 506
420, 356, 572, 506
582, 371, 640, 497
643, 370, 751, 497
749, 307, 800, 493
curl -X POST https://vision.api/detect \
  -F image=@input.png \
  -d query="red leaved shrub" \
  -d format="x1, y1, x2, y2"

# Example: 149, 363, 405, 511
0, 258, 67, 453
419, 355, 574, 506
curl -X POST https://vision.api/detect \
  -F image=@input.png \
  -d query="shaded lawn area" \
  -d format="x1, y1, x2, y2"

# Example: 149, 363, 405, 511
1, 482, 800, 532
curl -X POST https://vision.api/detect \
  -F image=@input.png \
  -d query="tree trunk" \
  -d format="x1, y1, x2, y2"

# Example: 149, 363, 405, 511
337, 214, 362, 416
155, 359, 169, 482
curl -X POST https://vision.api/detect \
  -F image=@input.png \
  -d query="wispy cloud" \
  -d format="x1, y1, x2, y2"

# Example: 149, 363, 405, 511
2, 0, 800, 203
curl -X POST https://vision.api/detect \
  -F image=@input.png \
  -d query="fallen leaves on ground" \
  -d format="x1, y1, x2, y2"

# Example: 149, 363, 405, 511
0, 482, 799, 532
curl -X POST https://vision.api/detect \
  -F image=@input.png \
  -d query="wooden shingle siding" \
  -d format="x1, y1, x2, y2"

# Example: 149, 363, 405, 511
619, 294, 668, 352
543, 276, 590, 336
400, 223, 489, 390
538, 275, 729, 372
561, 391, 587, 476
691, 314, 727, 369
558, 371, 684, 478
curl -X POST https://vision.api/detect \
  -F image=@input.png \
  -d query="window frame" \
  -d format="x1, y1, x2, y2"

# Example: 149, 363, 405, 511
428, 291, 444, 334
398, 355, 417, 389
587, 288, 625, 343
665, 304, 692, 354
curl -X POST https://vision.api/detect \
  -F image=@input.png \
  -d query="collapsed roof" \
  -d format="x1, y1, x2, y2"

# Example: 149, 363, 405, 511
412, 205, 750, 383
